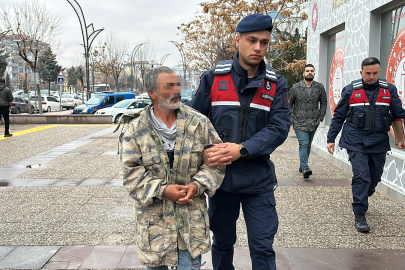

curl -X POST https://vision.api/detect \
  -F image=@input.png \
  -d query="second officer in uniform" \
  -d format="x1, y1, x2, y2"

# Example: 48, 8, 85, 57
327, 57, 405, 232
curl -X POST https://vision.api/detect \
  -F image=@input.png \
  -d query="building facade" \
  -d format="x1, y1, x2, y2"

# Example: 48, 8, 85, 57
307, 0, 405, 204
1, 36, 33, 90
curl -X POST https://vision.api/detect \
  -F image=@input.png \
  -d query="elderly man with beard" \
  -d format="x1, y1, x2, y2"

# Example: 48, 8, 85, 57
289, 64, 327, 179
121, 66, 224, 270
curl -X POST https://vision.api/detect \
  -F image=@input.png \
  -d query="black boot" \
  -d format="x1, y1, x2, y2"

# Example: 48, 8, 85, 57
4, 133, 12, 137
303, 168, 312, 179
354, 214, 370, 233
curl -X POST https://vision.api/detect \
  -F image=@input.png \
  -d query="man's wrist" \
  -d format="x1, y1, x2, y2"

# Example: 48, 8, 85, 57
239, 144, 249, 158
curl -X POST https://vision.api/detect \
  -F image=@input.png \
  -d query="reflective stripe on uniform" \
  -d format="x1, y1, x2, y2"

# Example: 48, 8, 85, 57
349, 103, 370, 106
250, 103, 271, 111
212, 101, 241, 106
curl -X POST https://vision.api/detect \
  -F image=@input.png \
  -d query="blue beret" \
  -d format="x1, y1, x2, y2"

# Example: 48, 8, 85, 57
236, 14, 273, 33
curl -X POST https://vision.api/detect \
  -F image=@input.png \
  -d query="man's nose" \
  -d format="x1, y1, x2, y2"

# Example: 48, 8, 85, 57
254, 41, 261, 51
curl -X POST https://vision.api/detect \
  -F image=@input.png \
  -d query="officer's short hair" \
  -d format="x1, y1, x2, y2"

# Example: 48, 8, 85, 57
361, 57, 380, 70
303, 64, 315, 73
144, 66, 174, 97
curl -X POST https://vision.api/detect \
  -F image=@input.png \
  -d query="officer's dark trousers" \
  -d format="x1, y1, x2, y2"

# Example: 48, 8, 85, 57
209, 189, 278, 270
0, 106, 10, 135
347, 150, 386, 214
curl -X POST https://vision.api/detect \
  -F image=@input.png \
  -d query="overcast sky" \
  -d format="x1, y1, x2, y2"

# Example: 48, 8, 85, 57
2, 0, 202, 68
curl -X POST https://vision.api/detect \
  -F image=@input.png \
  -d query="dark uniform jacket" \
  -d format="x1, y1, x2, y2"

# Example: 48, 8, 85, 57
289, 80, 327, 132
190, 53, 291, 194
327, 79, 405, 153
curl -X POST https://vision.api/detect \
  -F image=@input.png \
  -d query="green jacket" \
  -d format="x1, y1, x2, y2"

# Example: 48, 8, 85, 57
121, 104, 224, 267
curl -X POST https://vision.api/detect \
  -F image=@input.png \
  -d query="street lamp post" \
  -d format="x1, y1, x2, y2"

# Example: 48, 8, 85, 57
66, 0, 103, 98
160, 54, 171, 66
129, 43, 145, 93
168, 41, 186, 78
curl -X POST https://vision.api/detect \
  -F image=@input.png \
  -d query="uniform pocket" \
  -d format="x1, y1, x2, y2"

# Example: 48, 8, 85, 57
215, 114, 234, 142
189, 145, 204, 175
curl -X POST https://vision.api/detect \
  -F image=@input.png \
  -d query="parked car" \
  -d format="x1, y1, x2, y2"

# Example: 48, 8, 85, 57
30, 96, 60, 112
10, 96, 33, 114
137, 93, 151, 100
12, 90, 24, 97
95, 98, 152, 123
61, 94, 83, 109
181, 89, 194, 105
73, 92, 135, 114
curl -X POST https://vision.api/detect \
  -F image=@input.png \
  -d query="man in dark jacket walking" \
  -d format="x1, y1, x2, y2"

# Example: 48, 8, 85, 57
0, 78, 13, 137
289, 64, 327, 178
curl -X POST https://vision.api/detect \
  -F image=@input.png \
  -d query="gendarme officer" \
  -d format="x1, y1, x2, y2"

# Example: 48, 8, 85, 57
327, 57, 405, 233
191, 14, 291, 270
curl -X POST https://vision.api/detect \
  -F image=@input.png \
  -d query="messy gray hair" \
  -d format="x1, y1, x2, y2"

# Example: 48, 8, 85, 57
144, 66, 174, 94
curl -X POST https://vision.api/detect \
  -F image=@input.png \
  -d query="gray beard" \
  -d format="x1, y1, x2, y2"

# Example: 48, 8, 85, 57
157, 95, 181, 111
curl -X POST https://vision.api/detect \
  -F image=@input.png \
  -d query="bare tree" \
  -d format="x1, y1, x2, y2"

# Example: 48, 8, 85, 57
104, 34, 128, 91
0, 0, 60, 114
92, 41, 111, 89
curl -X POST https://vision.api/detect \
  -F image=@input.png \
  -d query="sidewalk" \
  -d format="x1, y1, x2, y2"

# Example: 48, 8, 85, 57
0, 125, 405, 269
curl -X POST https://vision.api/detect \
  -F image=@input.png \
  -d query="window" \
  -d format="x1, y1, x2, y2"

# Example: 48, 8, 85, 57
116, 95, 125, 102
102, 96, 115, 106
380, 4, 405, 151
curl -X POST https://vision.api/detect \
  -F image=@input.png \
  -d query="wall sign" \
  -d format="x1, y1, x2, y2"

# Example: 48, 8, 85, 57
329, 47, 345, 116
312, 2, 318, 31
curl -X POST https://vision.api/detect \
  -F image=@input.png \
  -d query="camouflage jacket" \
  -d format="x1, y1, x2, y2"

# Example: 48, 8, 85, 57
121, 104, 224, 267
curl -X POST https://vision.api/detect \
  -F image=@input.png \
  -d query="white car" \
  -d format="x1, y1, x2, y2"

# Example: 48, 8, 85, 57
95, 98, 152, 123
136, 93, 151, 100
61, 94, 83, 109
30, 96, 61, 112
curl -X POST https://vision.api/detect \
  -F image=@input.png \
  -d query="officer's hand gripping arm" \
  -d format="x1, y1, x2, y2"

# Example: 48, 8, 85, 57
191, 118, 225, 197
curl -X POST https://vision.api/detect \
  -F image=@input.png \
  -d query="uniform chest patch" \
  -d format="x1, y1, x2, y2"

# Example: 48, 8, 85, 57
381, 96, 391, 100
265, 81, 272, 91
219, 81, 228, 90
261, 93, 274, 101
355, 93, 361, 98
383, 89, 387, 94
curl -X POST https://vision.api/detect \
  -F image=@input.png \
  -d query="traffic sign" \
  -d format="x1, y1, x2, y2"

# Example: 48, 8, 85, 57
57, 70, 65, 85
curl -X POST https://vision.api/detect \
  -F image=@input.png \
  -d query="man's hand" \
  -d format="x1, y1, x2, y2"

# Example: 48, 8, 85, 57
327, 143, 335, 155
217, 143, 243, 161
163, 185, 188, 202
177, 183, 198, 205
203, 144, 233, 168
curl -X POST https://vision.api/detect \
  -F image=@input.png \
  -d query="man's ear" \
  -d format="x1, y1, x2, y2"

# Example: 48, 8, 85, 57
235, 34, 241, 48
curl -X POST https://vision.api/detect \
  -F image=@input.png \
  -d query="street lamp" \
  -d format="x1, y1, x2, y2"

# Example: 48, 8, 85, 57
168, 41, 186, 78
129, 43, 145, 93
160, 54, 171, 66
66, 0, 103, 97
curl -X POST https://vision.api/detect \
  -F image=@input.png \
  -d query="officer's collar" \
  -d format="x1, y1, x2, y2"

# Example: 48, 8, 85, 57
362, 79, 379, 90
232, 52, 266, 81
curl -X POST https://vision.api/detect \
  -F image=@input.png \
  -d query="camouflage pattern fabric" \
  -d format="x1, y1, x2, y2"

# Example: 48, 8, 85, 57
121, 104, 225, 267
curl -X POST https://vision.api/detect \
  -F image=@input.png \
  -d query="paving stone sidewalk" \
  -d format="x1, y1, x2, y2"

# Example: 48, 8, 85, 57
0, 125, 404, 269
